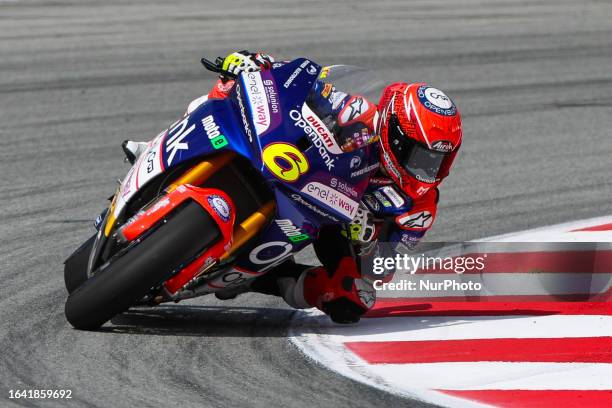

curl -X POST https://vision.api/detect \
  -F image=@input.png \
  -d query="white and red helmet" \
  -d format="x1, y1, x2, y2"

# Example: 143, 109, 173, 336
377, 82, 462, 199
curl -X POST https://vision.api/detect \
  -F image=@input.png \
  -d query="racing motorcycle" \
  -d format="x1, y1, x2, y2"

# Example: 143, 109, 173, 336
64, 57, 382, 330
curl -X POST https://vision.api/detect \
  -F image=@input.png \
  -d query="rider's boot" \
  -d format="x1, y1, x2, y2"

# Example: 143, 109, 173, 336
301, 257, 375, 324
250, 257, 375, 324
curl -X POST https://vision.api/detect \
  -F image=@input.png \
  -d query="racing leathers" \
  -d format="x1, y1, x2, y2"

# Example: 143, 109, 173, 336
185, 68, 439, 324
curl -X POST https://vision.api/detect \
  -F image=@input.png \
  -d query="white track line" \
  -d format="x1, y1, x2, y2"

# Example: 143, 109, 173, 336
479, 215, 612, 242
289, 215, 612, 408
303, 314, 612, 342
365, 362, 612, 390
289, 310, 491, 408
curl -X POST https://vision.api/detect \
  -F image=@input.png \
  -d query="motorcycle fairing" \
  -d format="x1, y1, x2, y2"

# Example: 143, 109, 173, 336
107, 98, 252, 228
196, 189, 318, 293
94, 59, 381, 280
108, 59, 378, 233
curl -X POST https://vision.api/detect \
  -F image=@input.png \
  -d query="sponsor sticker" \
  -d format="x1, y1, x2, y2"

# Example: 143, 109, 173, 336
202, 266, 263, 291
263, 78, 279, 114
417, 85, 457, 116
415, 173, 436, 184
258, 72, 283, 136
244, 72, 271, 136
214, 269, 248, 288
432, 140, 453, 153
235, 83, 254, 143
249, 241, 293, 265
330, 177, 359, 198
207, 195, 231, 222
306, 64, 318, 75
321, 83, 333, 98
381, 186, 405, 207
319, 66, 331, 79
165, 116, 195, 166
374, 191, 392, 208
275, 219, 310, 243
304, 108, 342, 153
301, 182, 359, 219
290, 193, 339, 222
349, 155, 362, 169
289, 104, 342, 170
369, 177, 393, 186
283, 59, 312, 88
201, 115, 228, 149
350, 162, 379, 178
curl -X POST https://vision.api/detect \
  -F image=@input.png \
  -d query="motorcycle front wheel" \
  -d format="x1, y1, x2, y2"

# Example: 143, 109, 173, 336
65, 200, 219, 330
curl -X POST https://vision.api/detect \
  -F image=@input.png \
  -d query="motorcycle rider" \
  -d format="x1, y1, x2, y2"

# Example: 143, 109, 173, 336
124, 50, 462, 323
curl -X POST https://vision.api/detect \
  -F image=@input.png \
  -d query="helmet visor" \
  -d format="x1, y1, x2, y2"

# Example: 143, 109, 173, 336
388, 115, 447, 184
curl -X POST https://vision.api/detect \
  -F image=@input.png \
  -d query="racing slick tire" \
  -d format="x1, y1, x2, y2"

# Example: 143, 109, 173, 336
65, 200, 219, 330
64, 234, 95, 294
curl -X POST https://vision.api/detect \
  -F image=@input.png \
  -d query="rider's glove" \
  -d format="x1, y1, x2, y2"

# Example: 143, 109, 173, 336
219, 50, 274, 82
342, 203, 378, 256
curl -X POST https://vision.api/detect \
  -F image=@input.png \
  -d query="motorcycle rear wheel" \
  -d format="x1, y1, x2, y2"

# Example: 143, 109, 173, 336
65, 200, 219, 330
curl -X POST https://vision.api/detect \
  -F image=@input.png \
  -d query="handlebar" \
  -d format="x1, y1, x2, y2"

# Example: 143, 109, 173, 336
200, 57, 237, 80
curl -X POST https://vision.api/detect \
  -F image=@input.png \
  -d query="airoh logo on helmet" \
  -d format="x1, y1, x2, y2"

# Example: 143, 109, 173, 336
431, 140, 454, 153
417, 85, 457, 116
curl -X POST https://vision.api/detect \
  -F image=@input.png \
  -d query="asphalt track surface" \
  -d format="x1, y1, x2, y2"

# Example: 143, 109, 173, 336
1, 0, 611, 407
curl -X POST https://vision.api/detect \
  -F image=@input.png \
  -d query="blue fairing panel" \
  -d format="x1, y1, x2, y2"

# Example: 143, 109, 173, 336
161, 97, 256, 169
160, 58, 381, 225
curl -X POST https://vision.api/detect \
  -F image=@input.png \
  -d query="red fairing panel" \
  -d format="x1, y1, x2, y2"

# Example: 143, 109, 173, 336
119, 184, 235, 294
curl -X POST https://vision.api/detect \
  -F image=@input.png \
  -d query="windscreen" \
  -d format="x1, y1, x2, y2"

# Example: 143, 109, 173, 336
303, 65, 384, 153
316, 64, 384, 102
